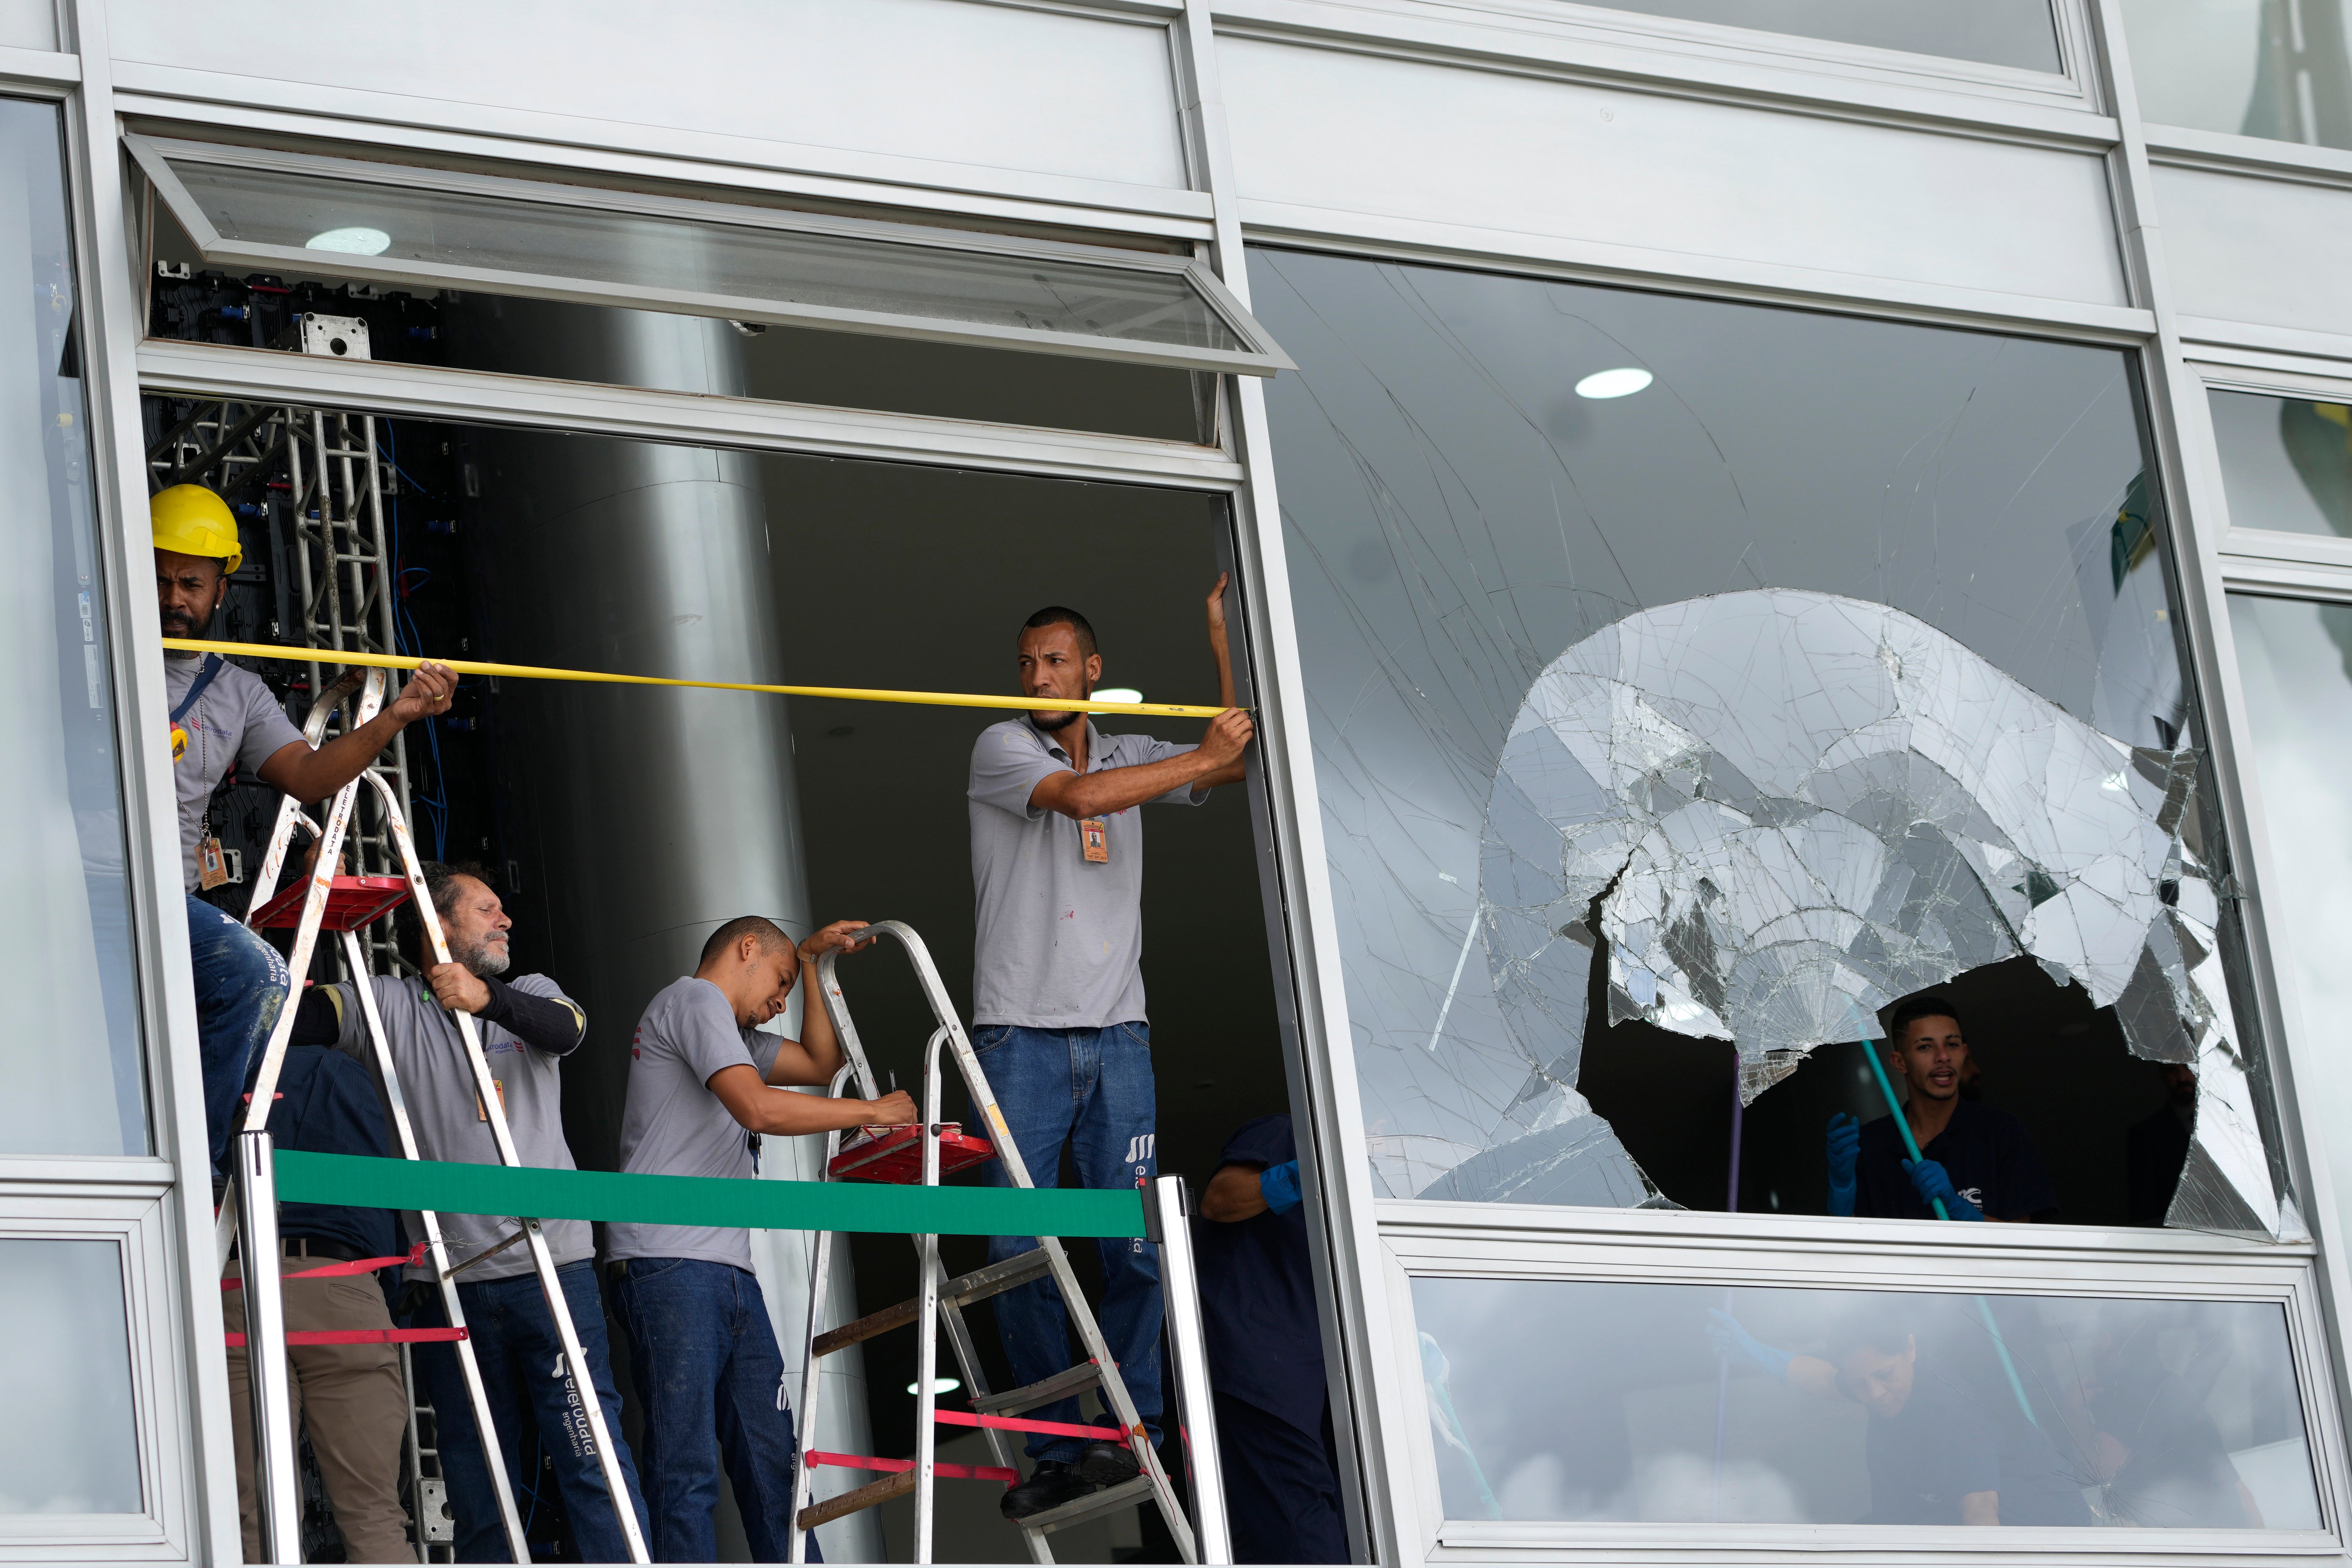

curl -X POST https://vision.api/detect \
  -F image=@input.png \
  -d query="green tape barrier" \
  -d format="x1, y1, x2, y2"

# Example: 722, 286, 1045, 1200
274, 1151, 1146, 1239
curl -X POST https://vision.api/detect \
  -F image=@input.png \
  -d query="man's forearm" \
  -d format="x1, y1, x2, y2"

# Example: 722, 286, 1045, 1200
752, 1090, 895, 1136
269, 712, 407, 803
1044, 750, 1218, 819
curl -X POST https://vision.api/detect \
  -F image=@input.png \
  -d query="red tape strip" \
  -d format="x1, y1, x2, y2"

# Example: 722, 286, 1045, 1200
221, 1244, 431, 1288
934, 1408, 1133, 1444
808, 1451, 1016, 1485
224, 1328, 467, 1348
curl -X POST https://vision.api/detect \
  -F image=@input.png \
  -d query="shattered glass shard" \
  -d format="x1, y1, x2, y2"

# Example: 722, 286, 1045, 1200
1478, 589, 2277, 1232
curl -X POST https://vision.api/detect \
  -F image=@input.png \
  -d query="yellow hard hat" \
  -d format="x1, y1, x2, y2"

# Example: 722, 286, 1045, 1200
151, 484, 242, 575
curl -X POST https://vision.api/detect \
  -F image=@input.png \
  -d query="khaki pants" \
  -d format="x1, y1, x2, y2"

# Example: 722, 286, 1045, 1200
224, 1255, 416, 1563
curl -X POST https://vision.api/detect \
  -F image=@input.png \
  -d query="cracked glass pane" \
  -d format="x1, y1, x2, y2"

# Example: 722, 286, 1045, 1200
1414, 1275, 2318, 1529
1252, 248, 2283, 1232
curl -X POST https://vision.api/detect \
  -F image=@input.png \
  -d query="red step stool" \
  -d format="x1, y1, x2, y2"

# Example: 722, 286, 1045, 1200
829, 1123, 995, 1184
248, 875, 412, 932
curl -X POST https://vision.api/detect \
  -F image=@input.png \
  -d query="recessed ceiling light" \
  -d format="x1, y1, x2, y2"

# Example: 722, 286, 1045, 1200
1575, 367, 1653, 400
907, 1377, 962, 1396
1093, 688, 1143, 705
304, 226, 392, 256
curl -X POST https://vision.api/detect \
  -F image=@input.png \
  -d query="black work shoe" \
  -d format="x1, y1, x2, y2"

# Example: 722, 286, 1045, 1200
1001, 1460, 1096, 1520
1076, 1439, 1142, 1488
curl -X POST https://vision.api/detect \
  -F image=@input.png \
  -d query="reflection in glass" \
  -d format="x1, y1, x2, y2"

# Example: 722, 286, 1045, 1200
0, 1240, 142, 1514
2209, 390, 2352, 538
0, 98, 144, 1155
1251, 248, 2275, 1229
1414, 1276, 2317, 1529
1591, 0, 2059, 72
155, 150, 1246, 353
2123, 0, 2352, 152
2227, 596, 2352, 1242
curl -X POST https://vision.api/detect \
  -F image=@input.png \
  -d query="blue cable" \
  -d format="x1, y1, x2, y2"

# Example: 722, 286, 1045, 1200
383, 421, 451, 859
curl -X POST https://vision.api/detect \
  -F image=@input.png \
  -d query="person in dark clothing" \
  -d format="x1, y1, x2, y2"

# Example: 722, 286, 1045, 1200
2127, 1063, 2197, 1227
1710, 1308, 2091, 1527
1195, 1114, 1346, 1565
223, 1044, 413, 1560
1826, 997, 2059, 1222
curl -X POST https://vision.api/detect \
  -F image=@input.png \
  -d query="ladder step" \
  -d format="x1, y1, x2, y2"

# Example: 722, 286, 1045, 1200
796, 1468, 914, 1530
970, 1362, 1099, 1417
813, 1250, 1053, 1358
1016, 1474, 1157, 1535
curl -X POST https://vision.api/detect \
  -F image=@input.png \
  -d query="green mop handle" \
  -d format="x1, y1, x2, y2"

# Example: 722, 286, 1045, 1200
1860, 1039, 2040, 1429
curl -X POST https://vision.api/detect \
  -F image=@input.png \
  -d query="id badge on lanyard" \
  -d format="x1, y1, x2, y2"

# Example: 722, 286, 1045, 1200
1080, 818, 1109, 863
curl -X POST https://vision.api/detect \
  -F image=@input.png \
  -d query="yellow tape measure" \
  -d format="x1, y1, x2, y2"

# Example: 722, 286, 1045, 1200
160, 638, 1233, 719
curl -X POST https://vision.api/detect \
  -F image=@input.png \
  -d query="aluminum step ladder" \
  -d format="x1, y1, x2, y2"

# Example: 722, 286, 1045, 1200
785, 922, 1207, 1565
223, 664, 649, 1565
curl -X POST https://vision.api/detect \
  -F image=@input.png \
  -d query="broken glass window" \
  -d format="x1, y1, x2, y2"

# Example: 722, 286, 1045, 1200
1251, 248, 2283, 1232
1413, 1274, 2318, 1529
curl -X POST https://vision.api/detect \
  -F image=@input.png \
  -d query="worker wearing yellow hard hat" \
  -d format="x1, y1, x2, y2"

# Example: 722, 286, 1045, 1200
154, 482, 458, 1181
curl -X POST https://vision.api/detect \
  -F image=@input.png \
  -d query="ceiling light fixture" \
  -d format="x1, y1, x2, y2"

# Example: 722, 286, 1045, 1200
304, 226, 393, 256
1575, 367, 1653, 400
907, 1377, 962, 1396
1092, 688, 1143, 705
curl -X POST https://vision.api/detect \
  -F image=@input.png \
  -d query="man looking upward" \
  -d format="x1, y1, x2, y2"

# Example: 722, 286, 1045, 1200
968, 577, 1253, 1519
1825, 997, 2059, 1223
154, 482, 454, 1175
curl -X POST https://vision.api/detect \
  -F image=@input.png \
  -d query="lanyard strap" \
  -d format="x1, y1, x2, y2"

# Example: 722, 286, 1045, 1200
170, 653, 225, 726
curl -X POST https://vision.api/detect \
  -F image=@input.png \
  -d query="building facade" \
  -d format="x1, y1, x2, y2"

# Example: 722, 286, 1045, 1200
8, 0, 2352, 1561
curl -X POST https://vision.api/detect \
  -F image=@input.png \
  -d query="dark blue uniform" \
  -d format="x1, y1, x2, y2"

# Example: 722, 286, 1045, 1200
1857, 1099, 2058, 1222
250, 1044, 397, 1260
1865, 1360, 2090, 1526
1194, 1114, 1345, 1564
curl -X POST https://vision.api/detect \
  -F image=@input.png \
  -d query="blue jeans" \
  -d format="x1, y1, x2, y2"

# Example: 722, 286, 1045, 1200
976, 1022, 1163, 1462
405, 1260, 650, 1563
610, 1258, 818, 1565
186, 891, 289, 1176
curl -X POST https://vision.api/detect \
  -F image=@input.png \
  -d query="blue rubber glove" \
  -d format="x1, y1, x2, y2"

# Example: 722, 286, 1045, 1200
1825, 1112, 1860, 1217
1259, 1159, 1302, 1214
1904, 1157, 1985, 1220
1706, 1309, 1792, 1382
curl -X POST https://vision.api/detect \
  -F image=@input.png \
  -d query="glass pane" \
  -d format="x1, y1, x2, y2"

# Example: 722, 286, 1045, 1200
0, 1240, 142, 1515
1589, 0, 2059, 72
1413, 1275, 2318, 1529
2226, 595, 2352, 1235
158, 151, 1246, 354
2209, 390, 2352, 538
145, 196, 1210, 444
1253, 247, 2278, 1232
0, 99, 144, 1156
2122, 0, 2352, 152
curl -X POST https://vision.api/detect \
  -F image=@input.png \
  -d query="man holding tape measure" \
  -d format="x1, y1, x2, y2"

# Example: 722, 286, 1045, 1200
152, 482, 455, 1178
967, 578, 1254, 1520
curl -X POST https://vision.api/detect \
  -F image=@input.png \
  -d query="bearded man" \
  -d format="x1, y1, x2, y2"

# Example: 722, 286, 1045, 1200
288, 859, 650, 1562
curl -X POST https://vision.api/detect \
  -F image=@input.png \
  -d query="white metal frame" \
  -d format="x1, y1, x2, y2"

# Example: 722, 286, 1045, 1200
22, 0, 2352, 1560
124, 131, 1295, 377
1381, 1204, 2349, 1563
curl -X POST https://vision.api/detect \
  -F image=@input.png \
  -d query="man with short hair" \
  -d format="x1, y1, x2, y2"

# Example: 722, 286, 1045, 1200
1824, 997, 2059, 1223
287, 860, 647, 1563
967, 578, 1253, 1519
154, 481, 454, 1174
607, 915, 916, 1563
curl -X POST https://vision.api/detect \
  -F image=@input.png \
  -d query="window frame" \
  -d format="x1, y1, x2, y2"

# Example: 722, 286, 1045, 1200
1379, 1200, 2352, 1560
125, 131, 1297, 377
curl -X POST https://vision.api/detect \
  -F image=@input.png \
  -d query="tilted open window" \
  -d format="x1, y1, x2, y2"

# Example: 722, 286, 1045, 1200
128, 134, 1291, 377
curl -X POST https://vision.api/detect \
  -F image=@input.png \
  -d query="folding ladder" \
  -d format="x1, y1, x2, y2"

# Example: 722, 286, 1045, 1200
224, 664, 649, 1565
786, 922, 1204, 1565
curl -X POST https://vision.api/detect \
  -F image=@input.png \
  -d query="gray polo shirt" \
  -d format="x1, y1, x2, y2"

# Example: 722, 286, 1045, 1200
967, 718, 1204, 1030
326, 972, 591, 1280
606, 977, 783, 1272
165, 655, 302, 889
